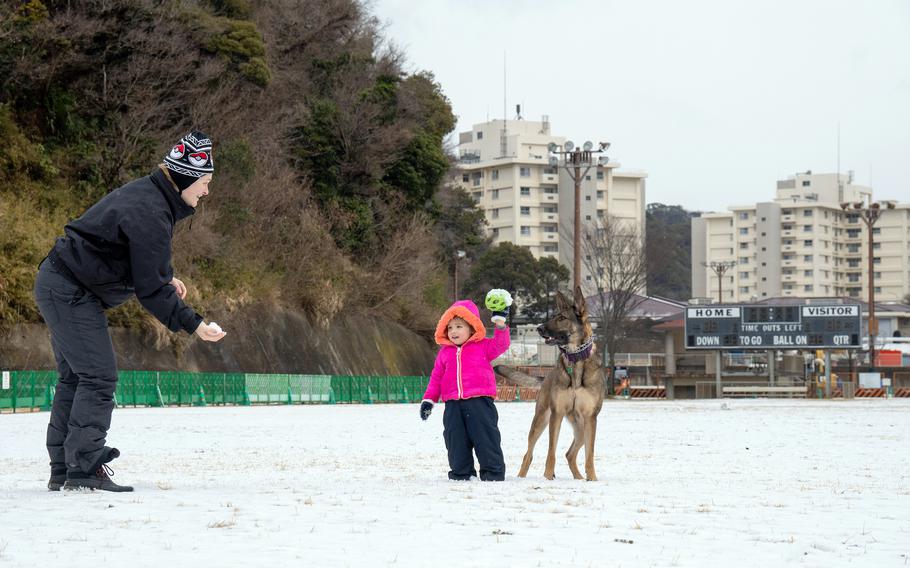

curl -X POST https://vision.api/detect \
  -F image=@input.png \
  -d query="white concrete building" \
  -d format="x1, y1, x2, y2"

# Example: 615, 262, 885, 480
454, 118, 647, 289
692, 171, 910, 303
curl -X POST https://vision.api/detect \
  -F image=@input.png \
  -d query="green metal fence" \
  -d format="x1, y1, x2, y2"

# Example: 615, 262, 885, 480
0, 370, 430, 412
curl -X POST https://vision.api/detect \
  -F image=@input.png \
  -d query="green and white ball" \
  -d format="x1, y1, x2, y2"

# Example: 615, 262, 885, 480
485, 289, 512, 312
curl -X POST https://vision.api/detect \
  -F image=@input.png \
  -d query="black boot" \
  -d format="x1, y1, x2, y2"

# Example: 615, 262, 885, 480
63, 464, 134, 492
63, 448, 133, 492
48, 467, 67, 492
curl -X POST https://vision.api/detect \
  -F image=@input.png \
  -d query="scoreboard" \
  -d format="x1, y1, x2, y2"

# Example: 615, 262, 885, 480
685, 304, 862, 350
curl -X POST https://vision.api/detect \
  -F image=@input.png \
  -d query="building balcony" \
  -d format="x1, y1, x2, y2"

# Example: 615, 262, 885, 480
543, 194, 558, 202
544, 233, 558, 241
542, 173, 558, 183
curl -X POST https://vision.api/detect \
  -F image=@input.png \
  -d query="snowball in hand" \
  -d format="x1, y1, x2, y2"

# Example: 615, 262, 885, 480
485, 289, 513, 312
209, 322, 223, 334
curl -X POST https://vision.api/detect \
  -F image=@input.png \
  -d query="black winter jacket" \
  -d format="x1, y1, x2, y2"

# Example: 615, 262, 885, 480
51, 168, 204, 334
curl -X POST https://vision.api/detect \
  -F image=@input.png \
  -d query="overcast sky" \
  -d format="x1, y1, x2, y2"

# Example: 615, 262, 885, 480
370, 0, 910, 212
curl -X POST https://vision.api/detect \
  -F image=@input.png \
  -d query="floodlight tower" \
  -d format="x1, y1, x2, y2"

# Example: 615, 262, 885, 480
547, 141, 610, 289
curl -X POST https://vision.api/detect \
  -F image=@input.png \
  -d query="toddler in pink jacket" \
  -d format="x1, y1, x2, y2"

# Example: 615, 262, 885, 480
420, 294, 511, 481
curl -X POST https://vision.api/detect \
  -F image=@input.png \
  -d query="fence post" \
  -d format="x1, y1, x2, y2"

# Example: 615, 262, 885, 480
514, 388, 521, 402
195, 385, 207, 407
40, 383, 53, 411
287, 384, 293, 405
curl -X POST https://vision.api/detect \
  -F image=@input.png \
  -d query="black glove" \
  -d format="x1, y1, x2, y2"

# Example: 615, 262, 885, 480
420, 400, 434, 420
491, 306, 510, 326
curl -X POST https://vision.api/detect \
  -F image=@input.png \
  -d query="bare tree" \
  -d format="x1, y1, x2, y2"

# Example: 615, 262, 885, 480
577, 215, 648, 394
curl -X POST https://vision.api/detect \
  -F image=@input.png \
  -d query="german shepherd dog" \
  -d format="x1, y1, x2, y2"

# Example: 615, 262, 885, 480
495, 286, 604, 480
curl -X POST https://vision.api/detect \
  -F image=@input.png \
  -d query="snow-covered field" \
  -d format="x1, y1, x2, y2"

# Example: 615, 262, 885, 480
1, 400, 908, 567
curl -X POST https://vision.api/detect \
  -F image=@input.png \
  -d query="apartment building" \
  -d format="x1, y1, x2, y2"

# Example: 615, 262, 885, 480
692, 171, 910, 302
455, 118, 647, 289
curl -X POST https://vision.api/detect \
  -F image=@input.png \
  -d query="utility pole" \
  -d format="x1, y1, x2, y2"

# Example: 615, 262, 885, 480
453, 250, 466, 303
840, 199, 896, 371
548, 141, 610, 290
702, 261, 737, 303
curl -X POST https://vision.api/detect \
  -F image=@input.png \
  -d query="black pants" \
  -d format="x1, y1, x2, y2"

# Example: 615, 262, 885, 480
33, 259, 118, 474
443, 397, 505, 481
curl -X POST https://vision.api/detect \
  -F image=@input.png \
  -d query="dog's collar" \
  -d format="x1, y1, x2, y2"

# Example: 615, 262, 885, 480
559, 337, 595, 364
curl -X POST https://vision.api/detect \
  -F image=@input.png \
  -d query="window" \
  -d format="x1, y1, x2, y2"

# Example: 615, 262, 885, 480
585, 215, 591, 221
804, 270, 813, 277
520, 186, 530, 196
803, 240, 813, 247
491, 189, 499, 200
596, 210, 604, 218
596, 171, 604, 180
596, 190, 604, 199
585, 195, 591, 201
761, 262, 766, 266
761, 217, 766, 222
462, 173, 469, 182
492, 169, 499, 181
520, 206, 530, 216
739, 243, 749, 250
872, 227, 881, 235
739, 271, 749, 279
543, 244, 558, 252
873, 242, 881, 250
739, 287, 749, 294
761, 232, 766, 236
874, 287, 882, 293
739, 257, 749, 264
491, 209, 499, 219
803, 225, 812, 232
804, 255, 813, 262
491, 228, 499, 237
585, 175, 591, 181
873, 257, 881, 264
544, 187, 558, 194
804, 285, 814, 292
476, 131, 483, 140
803, 209, 813, 216
802, 180, 811, 187
520, 226, 531, 236
739, 228, 749, 235
520, 167, 531, 177
739, 212, 749, 220
472, 192, 481, 203
874, 272, 882, 278
761, 247, 766, 252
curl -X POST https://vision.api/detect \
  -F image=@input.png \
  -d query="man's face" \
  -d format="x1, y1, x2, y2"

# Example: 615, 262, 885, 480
181, 174, 213, 208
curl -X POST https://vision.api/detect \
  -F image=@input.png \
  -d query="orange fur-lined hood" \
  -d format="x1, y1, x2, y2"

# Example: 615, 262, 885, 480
434, 300, 487, 346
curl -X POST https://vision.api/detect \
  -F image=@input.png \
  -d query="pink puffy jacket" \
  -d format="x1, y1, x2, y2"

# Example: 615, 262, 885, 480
422, 300, 510, 402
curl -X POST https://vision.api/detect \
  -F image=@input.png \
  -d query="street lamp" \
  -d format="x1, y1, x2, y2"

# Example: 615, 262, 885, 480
702, 260, 737, 303
548, 140, 610, 290
453, 249, 466, 303
840, 199, 896, 370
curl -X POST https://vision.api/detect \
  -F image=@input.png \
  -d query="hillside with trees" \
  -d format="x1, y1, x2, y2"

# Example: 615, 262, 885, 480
645, 203, 694, 300
0, 0, 486, 338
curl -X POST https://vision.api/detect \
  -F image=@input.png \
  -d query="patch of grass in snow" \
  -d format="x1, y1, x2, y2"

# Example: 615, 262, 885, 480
208, 518, 236, 529
632, 521, 643, 530
637, 507, 649, 513
156, 481, 173, 490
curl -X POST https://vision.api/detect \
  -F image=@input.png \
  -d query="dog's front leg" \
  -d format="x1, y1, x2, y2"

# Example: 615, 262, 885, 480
584, 415, 598, 481
543, 412, 564, 480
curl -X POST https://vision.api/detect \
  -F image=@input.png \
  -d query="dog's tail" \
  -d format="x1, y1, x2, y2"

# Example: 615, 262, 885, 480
494, 365, 545, 388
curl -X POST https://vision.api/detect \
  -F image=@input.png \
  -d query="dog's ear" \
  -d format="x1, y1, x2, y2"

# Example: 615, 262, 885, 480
555, 291, 570, 311
574, 286, 587, 317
